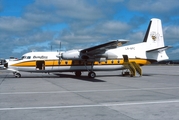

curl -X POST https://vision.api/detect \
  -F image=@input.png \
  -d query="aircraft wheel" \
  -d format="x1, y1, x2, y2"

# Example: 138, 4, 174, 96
75, 71, 81, 77
122, 71, 130, 76
130, 74, 134, 77
15, 73, 21, 78
88, 71, 96, 78
122, 72, 125, 76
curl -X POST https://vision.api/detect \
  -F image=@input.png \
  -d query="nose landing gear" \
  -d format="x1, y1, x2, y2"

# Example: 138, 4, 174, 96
14, 72, 21, 78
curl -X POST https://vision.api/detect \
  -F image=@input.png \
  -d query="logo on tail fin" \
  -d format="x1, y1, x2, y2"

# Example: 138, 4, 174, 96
150, 31, 157, 41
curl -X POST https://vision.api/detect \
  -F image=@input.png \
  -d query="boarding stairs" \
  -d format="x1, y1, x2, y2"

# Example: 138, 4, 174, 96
123, 55, 142, 77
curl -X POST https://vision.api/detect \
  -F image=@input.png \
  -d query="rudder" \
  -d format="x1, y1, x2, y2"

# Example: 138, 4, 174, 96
143, 18, 165, 50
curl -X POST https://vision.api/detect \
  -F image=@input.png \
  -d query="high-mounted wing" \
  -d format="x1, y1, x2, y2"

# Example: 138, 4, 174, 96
61, 40, 128, 60
80, 40, 128, 55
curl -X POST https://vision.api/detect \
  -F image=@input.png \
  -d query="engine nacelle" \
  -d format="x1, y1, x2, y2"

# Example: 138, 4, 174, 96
61, 50, 81, 60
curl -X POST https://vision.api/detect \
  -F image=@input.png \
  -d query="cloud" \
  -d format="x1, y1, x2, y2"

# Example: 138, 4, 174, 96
164, 25, 179, 40
96, 21, 131, 35
0, 0, 179, 60
24, 0, 104, 24
127, 0, 179, 14
171, 49, 179, 54
104, 0, 124, 2
127, 32, 145, 43
0, 0, 3, 12
54, 20, 132, 50
0, 17, 39, 34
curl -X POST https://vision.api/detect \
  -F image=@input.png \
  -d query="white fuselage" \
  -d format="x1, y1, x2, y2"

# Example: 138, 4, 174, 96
6, 42, 151, 73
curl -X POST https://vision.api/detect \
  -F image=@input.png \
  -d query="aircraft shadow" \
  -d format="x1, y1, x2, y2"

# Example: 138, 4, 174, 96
55, 74, 106, 82
6, 73, 106, 82
6, 73, 154, 82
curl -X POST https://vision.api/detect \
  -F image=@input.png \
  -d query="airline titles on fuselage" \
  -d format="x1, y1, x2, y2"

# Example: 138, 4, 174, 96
33, 56, 48, 59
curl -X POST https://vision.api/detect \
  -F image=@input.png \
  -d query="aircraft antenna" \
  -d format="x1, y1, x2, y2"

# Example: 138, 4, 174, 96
60, 42, 61, 52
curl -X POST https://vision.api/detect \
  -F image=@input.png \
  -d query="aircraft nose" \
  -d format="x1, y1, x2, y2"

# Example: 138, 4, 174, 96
4, 62, 8, 68
0, 59, 8, 68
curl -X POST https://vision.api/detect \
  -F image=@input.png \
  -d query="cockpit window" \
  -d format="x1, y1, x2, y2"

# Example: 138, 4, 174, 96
21, 56, 26, 59
27, 56, 31, 59
21, 56, 31, 59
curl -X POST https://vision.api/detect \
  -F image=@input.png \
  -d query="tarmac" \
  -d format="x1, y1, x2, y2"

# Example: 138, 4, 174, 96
0, 65, 179, 120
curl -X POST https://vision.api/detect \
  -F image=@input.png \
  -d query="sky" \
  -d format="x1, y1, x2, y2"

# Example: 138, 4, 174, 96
0, 0, 179, 60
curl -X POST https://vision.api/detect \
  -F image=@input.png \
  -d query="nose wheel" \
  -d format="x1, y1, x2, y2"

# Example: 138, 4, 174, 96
14, 72, 21, 78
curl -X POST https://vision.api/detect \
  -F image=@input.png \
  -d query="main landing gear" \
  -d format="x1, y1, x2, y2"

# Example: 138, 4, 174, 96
88, 71, 96, 78
75, 71, 96, 78
85, 61, 96, 78
75, 61, 96, 78
74, 61, 96, 78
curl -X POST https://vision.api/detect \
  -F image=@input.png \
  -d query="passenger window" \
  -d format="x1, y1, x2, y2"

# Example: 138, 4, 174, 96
118, 60, 120, 64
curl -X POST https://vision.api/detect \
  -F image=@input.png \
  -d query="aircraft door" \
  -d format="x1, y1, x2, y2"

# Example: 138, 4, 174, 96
36, 61, 45, 70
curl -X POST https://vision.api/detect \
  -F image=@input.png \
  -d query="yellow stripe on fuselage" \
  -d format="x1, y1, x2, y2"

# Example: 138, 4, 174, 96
11, 61, 36, 67
11, 59, 151, 67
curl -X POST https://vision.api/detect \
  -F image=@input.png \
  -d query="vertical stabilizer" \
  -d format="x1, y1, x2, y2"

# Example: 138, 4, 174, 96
143, 18, 165, 50
144, 18, 170, 61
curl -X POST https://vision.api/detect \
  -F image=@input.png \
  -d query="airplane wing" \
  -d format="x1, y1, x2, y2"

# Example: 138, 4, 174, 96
80, 40, 128, 55
61, 40, 128, 60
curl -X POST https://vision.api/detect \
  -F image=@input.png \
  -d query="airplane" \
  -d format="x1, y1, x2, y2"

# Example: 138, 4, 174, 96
2, 18, 170, 78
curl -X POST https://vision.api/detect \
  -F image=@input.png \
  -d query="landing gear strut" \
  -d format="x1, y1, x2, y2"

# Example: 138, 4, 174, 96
84, 61, 96, 78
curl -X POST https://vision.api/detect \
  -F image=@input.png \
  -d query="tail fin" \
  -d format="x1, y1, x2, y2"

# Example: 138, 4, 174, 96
144, 18, 170, 61
143, 18, 165, 49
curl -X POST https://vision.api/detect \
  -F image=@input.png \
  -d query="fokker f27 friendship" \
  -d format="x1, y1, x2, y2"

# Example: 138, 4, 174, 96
2, 18, 170, 78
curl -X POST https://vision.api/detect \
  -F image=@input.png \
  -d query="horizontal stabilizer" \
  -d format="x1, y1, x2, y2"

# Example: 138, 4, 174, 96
147, 46, 172, 52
